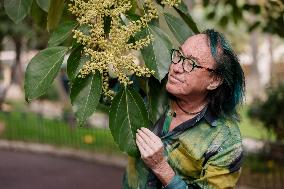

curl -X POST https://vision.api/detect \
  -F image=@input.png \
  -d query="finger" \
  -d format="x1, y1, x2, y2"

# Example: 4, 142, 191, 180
141, 127, 163, 145
137, 131, 162, 153
137, 129, 156, 150
136, 139, 149, 157
136, 133, 153, 155
141, 127, 159, 140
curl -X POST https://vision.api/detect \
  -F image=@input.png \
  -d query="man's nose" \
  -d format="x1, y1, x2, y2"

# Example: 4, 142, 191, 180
172, 62, 184, 73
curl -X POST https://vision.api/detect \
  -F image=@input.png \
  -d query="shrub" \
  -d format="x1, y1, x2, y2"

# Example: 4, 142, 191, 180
249, 83, 284, 140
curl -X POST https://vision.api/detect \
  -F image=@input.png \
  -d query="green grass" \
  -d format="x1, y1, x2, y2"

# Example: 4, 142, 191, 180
239, 106, 276, 141
0, 111, 121, 154
0, 105, 275, 156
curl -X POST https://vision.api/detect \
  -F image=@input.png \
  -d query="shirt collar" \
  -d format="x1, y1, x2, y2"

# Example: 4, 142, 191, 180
153, 104, 219, 138
164, 105, 209, 135
203, 106, 219, 127
168, 105, 219, 134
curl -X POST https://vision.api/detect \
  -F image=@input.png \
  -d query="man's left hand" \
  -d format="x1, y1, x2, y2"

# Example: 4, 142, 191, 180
136, 127, 176, 186
136, 127, 165, 170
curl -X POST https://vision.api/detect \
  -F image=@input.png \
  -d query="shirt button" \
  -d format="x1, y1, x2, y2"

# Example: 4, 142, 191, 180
212, 120, 218, 127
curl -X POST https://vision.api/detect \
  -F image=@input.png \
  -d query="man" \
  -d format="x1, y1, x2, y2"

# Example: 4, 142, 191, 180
123, 29, 245, 189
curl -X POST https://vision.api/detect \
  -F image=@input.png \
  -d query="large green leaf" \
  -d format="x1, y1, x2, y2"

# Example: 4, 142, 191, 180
70, 72, 102, 126
147, 77, 169, 124
48, 21, 77, 47
67, 46, 87, 81
47, 0, 65, 31
36, 0, 50, 12
140, 24, 172, 81
25, 46, 69, 102
174, 0, 199, 34
164, 13, 194, 44
4, 0, 33, 24
156, 4, 180, 47
109, 87, 149, 157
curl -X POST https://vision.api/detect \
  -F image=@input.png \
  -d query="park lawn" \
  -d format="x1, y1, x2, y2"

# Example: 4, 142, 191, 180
0, 111, 121, 154
0, 106, 275, 155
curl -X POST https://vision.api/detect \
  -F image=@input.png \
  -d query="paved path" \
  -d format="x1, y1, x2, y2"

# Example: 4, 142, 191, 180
0, 149, 125, 189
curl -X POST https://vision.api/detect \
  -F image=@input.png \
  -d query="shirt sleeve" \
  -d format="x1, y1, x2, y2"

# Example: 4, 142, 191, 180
163, 174, 195, 189
164, 140, 243, 189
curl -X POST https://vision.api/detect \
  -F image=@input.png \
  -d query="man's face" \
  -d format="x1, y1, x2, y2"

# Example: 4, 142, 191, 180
166, 34, 217, 99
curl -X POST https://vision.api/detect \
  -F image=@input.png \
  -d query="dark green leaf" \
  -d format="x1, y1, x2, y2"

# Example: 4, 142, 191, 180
25, 46, 69, 102
140, 24, 172, 81
36, 0, 50, 12
4, 0, 33, 24
174, 0, 199, 34
155, 5, 180, 47
164, 13, 194, 44
242, 4, 261, 14
219, 16, 229, 27
48, 21, 77, 47
232, 6, 242, 24
203, 0, 209, 7
103, 16, 111, 34
70, 72, 102, 126
148, 77, 169, 123
30, 0, 47, 28
67, 46, 88, 81
47, 0, 65, 31
109, 87, 149, 157
206, 11, 215, 20
242, 4, 250, 11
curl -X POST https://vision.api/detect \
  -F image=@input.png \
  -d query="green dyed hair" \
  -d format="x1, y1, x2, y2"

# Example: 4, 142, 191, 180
203, 29, 245, 118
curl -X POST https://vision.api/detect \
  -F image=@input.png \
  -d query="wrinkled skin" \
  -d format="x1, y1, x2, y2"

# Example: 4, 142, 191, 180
136, 127, 165, 169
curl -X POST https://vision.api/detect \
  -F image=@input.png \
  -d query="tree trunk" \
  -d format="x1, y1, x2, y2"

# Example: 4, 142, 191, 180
0, 37, 8, 110
268, 35, 274, 86
11, 36, 23, 87
0, 36, 24, 110
248, 31, 263, 101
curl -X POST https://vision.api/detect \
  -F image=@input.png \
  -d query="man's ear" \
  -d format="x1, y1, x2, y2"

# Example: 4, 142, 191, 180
207, 76, 223, 90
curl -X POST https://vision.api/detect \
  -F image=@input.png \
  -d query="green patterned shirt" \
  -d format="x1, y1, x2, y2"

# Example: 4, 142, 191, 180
123, 106, 243, 189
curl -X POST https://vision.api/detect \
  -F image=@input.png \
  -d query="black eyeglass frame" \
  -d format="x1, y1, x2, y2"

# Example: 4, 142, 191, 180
171, 49, 215, 73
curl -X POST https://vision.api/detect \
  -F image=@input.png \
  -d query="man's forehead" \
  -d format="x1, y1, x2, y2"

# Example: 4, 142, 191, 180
180, 34, 215, 65
181, 34, 209, 50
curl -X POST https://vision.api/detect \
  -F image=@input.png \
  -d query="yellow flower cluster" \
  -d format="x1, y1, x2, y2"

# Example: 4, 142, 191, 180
68, 0, 158, 98
161, 0, 181, 7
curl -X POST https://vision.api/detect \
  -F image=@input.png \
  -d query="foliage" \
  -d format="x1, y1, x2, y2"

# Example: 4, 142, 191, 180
201, 0, 284, 38
249, 83, 284, 140
4, 0, 34, 24
24, 46, 69, 101
238, 106, 275, 141
109, 86, 149, 157
3, 0, 199, 157
0, 1, 37, 45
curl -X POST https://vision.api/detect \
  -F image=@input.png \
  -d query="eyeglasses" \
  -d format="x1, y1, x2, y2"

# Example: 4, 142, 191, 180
171, 49, 215, 73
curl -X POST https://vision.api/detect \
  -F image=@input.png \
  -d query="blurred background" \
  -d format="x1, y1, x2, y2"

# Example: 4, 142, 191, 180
0, 0, 283, 189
